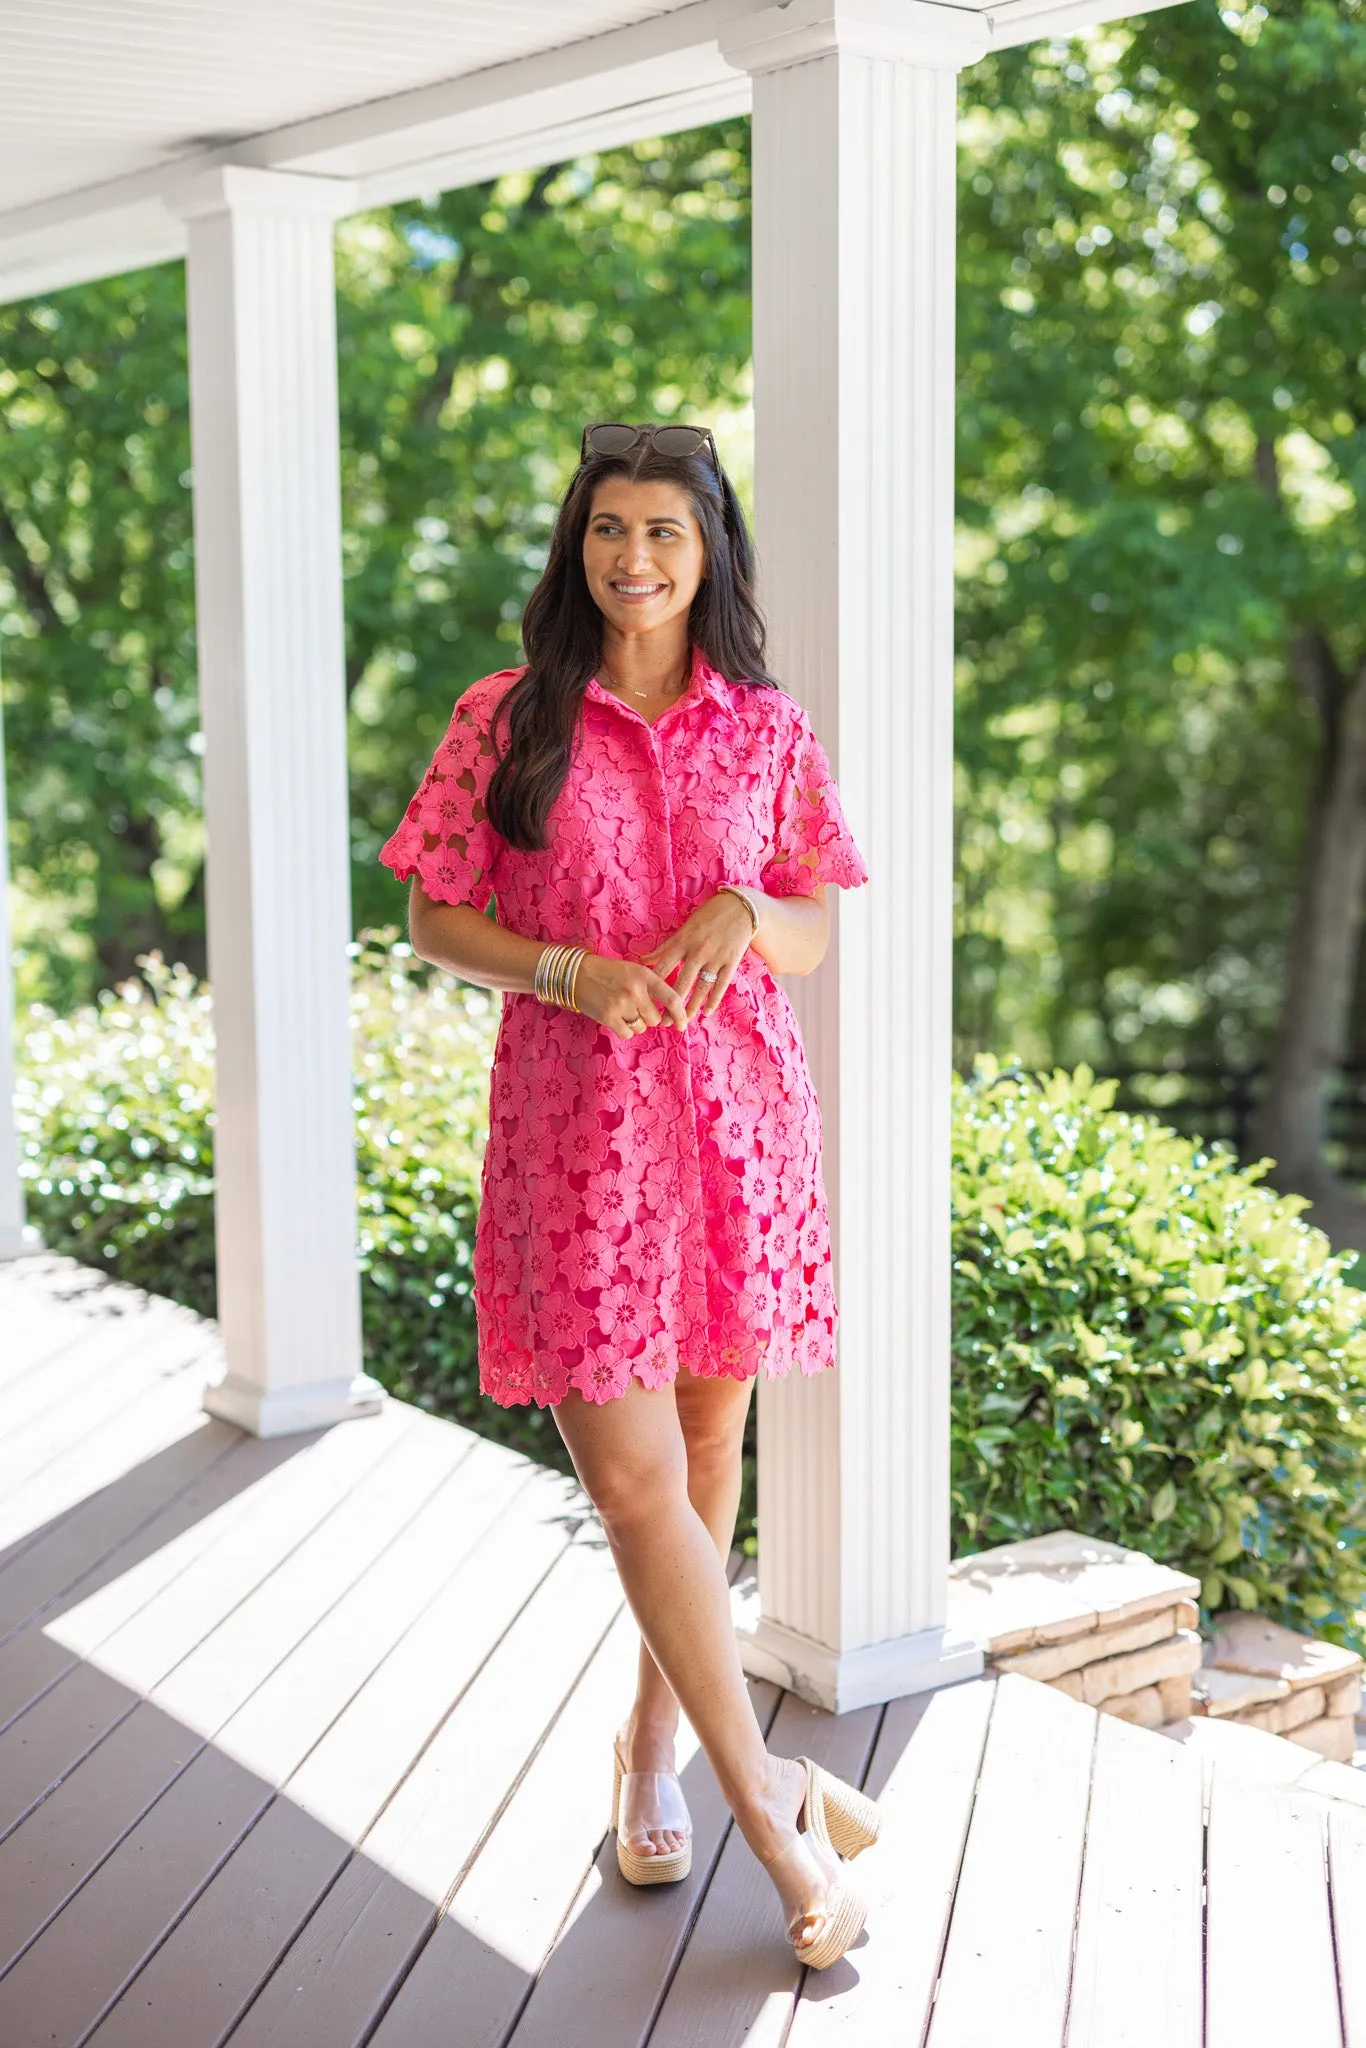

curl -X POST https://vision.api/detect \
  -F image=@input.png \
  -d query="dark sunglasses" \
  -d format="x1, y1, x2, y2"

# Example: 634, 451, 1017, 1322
580, 420, 723, 481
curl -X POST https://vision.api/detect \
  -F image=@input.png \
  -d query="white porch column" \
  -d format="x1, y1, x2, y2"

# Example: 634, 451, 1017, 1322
174, 167, 383, 1436
0, 679, 25, 1261
722, 0, 987, 1710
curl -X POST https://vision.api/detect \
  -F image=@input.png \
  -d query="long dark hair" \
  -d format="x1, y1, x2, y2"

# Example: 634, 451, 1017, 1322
485, 438, 775, 851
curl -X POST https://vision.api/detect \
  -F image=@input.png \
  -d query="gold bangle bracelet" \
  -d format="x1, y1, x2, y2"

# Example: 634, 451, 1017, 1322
535, 943, 571, 1005
717, 884, 760, 939
536, 943, 588, 1012
567, 949, 587, 1014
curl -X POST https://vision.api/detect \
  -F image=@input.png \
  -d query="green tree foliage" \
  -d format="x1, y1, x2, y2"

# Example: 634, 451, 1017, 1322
0, 269, 199, 1006
955, 0, 1365, 1086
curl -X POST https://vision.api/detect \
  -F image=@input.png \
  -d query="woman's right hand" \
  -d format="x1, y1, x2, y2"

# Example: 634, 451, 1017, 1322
573, 954, 689, 1040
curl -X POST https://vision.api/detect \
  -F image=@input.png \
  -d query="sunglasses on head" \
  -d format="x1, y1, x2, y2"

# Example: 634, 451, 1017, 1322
580, 421, 722, 482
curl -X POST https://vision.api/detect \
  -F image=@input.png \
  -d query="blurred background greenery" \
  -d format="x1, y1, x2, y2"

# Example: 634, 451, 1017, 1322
2, 0, 1363, 1223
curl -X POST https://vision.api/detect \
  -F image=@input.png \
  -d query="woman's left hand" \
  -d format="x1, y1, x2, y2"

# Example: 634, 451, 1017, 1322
640, 892, 756, 1023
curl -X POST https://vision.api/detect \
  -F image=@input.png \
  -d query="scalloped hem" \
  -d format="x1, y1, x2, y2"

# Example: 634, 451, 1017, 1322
480, 1339, 836, 1410
763, 854, 869, 898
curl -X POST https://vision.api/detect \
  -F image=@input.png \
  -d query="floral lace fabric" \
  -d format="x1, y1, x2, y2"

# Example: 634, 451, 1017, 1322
379, 652, 869, 1408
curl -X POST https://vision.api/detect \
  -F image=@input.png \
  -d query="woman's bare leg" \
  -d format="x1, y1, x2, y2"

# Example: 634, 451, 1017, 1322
622, 1371, 753, 1853
553, 1378, 829, 1946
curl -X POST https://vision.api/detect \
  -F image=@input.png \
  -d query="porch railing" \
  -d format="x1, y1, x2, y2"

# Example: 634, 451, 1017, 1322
1100, 1062, 1366, 1188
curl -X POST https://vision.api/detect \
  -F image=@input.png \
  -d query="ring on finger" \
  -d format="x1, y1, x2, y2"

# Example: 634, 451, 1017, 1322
698, 968, 719, 984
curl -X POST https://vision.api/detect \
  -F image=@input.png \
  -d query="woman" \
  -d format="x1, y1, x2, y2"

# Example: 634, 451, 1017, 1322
380, 421, 881, 1968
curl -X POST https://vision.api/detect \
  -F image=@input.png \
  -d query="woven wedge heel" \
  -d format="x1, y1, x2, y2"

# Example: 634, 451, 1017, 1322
814, 1765, 882, 1860
762, 1755, 870, 1971
612, 1740, 692, 1886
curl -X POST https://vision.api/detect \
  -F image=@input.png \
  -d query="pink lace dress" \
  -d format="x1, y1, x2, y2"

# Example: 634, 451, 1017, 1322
379, 651, 868, 1408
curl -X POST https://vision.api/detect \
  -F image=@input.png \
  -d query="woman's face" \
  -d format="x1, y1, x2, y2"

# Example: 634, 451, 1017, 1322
581, 478, 707, 640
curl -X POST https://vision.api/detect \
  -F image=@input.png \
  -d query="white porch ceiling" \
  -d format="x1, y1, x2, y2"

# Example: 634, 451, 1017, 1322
1, 2, 707, 214
0, 0, 757, 303
0, 0, 1183, 305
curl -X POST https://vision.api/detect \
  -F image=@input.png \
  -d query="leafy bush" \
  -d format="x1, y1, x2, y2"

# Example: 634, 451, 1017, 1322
15, 935, 569, 1471
19, 966, 1366, 1641
17, 957, 219, 1312
953, 1060, 1366, 1648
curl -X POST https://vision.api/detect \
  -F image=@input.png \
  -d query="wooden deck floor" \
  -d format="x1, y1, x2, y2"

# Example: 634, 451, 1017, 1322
3, 1252, 1366, 2048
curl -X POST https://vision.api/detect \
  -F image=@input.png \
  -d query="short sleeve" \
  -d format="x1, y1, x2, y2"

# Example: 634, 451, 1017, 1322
760, 704, 869, 897
378, 677, 511, 911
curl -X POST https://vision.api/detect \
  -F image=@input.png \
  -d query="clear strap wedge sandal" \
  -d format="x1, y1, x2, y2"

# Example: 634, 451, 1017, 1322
762, 1755, 878, 1970
612, 1737, 693, 1886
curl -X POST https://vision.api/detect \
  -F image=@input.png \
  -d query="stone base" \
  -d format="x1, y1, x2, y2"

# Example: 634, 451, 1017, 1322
947, 1531, 1200, 1659
1097, 1682, 1166, 1729
1284, 1713, 1356, 1764
949, 1531, 1204, 1728
1101, 1674, 1192, 1729
203, 1370, 387, 1438
947, 1543, 1366, 1769
1190, 1612, 1364, 1756
733, 1589, 984, 1715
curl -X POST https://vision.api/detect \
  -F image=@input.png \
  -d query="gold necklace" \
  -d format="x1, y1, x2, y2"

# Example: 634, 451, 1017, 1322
600, 659, 688, 702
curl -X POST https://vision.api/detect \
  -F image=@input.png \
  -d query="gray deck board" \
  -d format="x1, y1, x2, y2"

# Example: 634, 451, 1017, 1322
786, 1679, 995, 2047
644, 1691, 881, 2048
0, 1254, 1362, 2048
83, 1446, 545, 2048
506, 1677, 784, 2048
0, 1419, 244, 1646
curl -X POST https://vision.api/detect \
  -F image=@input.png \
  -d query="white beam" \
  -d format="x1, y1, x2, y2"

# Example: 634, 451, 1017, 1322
176, 165, 382, 1438
724, 0, 986, 1712
236, 0, 757, 188
0, 0, 1190, 305
986, 0, 1188, 52
0, 1, 760, 305
0, 677, 26, 1261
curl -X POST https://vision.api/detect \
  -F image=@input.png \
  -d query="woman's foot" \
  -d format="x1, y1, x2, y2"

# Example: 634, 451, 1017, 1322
738, 1754, 836, 1953
614, 1715, 691, 1863
766, 1831, 848, 1958
741, 1755, 870, 1964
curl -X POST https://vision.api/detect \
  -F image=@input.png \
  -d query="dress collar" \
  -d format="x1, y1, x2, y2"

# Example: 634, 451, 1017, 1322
586, 649, 738, 724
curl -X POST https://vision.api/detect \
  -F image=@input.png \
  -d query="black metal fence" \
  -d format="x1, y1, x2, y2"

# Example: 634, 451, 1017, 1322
1101, 1063, 1366, 1187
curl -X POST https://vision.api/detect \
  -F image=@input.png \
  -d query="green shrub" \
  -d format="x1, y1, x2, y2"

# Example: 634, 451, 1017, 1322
14, 935, 569, 1472
953, 1059, 1366, 1649
17, 956, 219, 1312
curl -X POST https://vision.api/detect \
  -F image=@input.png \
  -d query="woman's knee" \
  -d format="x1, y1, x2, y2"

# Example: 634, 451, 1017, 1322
589, 1448, 689, 1539
676, 1377, 752, 1485
555, 1388, 690, 1538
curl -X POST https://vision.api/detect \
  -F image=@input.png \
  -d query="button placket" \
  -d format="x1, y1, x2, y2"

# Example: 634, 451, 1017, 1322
646, 722, 681, 926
